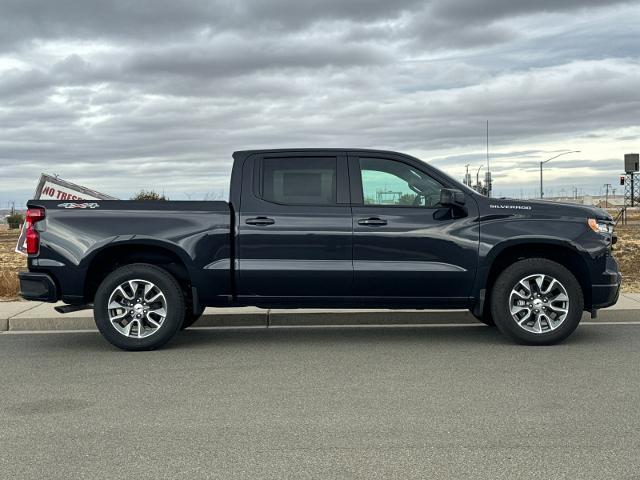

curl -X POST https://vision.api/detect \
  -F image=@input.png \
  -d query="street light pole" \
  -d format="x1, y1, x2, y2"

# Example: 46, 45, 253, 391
539, 150, 581, 199
476, 165, 484, 193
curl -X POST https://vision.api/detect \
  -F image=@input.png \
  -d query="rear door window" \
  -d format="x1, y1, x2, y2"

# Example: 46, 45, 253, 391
261, 157, 337, 205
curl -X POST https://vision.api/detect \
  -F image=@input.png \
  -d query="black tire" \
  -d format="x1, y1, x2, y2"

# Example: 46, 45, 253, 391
94, 263, 185, 351
181, 306, 205, 330
490, 258, 584, 345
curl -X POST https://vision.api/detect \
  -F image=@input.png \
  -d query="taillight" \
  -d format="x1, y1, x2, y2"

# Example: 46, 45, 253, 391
25, 208, 45, 255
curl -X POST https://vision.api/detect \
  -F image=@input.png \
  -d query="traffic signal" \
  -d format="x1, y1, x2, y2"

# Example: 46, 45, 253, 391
620, 175, 625, 186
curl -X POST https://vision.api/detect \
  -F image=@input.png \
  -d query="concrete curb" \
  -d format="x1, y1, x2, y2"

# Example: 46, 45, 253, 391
9, 316, 96, 331
1, 293, 639, 332
0, 302, 44, 332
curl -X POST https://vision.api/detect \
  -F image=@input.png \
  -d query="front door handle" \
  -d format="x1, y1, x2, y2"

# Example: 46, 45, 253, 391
358, 217, 387, 226
245, 216, 275, 226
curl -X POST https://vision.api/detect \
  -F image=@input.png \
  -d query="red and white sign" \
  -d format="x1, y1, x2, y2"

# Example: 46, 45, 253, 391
39, 182, 101, 201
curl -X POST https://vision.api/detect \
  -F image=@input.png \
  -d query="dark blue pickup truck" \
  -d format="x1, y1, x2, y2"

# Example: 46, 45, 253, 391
19, 149, 621, 350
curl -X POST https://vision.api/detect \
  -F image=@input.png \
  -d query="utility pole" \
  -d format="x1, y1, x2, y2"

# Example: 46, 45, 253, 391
604, 183, 611, 208
476, 165, 484, 193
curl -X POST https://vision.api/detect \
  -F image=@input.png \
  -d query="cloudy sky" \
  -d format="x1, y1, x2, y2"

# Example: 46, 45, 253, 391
1, 0, 639, 205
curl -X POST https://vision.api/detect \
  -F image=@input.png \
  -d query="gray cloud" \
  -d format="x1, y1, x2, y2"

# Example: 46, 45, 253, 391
0, 0, 639, 204
2, 0, 632, 51
431, 0, 633, 22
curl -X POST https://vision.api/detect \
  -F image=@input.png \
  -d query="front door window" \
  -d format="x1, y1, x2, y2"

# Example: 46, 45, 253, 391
359, 157, 443, 208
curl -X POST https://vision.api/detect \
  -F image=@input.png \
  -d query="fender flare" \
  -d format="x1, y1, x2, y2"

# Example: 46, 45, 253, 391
472, 236, 590, 313
80, 236, 195, 272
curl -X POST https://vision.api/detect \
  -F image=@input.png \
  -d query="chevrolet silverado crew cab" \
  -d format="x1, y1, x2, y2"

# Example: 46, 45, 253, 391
19, 149, 621, 350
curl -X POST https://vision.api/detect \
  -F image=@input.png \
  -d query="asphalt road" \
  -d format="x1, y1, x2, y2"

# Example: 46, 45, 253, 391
1, 323, 639, 479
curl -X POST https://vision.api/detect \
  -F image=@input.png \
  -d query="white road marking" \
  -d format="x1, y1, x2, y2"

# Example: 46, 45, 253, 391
581, 321, 640, 325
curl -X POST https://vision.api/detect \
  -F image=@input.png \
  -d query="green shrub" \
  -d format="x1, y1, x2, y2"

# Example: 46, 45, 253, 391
131, 190, 169, 201
7, 212, 24, 229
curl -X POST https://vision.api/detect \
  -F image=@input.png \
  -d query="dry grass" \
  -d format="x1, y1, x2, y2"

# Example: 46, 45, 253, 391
0, 224, 26, 301
613, 225, 640, 293
0, 221, 639, 301
607, 207, 640, 223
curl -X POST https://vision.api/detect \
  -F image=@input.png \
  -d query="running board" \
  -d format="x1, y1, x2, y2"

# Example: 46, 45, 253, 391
54, 304, 93, 314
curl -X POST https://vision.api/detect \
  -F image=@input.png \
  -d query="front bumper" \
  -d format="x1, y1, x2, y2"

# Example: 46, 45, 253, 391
591, 256, 622, 309
19, 272, 58, 302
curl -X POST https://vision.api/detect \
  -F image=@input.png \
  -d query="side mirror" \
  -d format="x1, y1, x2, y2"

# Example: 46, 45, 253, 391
440, 188, 466, 207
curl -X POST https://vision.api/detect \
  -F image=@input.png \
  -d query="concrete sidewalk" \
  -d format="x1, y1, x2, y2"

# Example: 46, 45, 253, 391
1, 293, 639, 331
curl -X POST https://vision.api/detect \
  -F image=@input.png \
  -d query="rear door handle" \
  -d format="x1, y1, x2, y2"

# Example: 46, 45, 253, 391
245, 216, 275, 226
358, 217, 387, 226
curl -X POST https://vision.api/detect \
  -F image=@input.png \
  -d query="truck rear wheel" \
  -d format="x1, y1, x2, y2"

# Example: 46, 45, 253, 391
490, 258, 583, 345
94, 263, 185, 351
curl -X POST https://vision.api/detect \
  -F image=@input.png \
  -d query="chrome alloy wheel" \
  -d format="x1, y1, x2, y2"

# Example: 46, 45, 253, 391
509, 274, 570, 334
107, 279, 167, 338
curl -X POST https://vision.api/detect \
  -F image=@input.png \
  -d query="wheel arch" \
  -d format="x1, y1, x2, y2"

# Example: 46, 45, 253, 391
83, 241, 192, 304
479, 240, 592, 314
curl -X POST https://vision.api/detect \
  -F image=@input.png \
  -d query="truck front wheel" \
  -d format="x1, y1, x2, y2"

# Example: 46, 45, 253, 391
94, 263, 185, 351
490, 258, 584, 345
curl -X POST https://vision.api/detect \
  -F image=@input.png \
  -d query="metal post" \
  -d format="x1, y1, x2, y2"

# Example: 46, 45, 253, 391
540, 162, 544, 199
486, 120, 491, 198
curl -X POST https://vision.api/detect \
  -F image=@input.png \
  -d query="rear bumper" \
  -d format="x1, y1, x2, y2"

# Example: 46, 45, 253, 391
19, 272, 58, 302
591, 256, 622, 310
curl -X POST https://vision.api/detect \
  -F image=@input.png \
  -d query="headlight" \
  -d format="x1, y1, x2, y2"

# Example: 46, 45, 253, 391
588, 218, 613, 235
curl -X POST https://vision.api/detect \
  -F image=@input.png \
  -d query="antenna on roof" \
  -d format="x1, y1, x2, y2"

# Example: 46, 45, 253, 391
486, 120, 492, 198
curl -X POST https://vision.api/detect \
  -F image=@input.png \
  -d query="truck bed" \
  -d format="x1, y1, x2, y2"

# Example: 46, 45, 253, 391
26, 200, 232, 305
